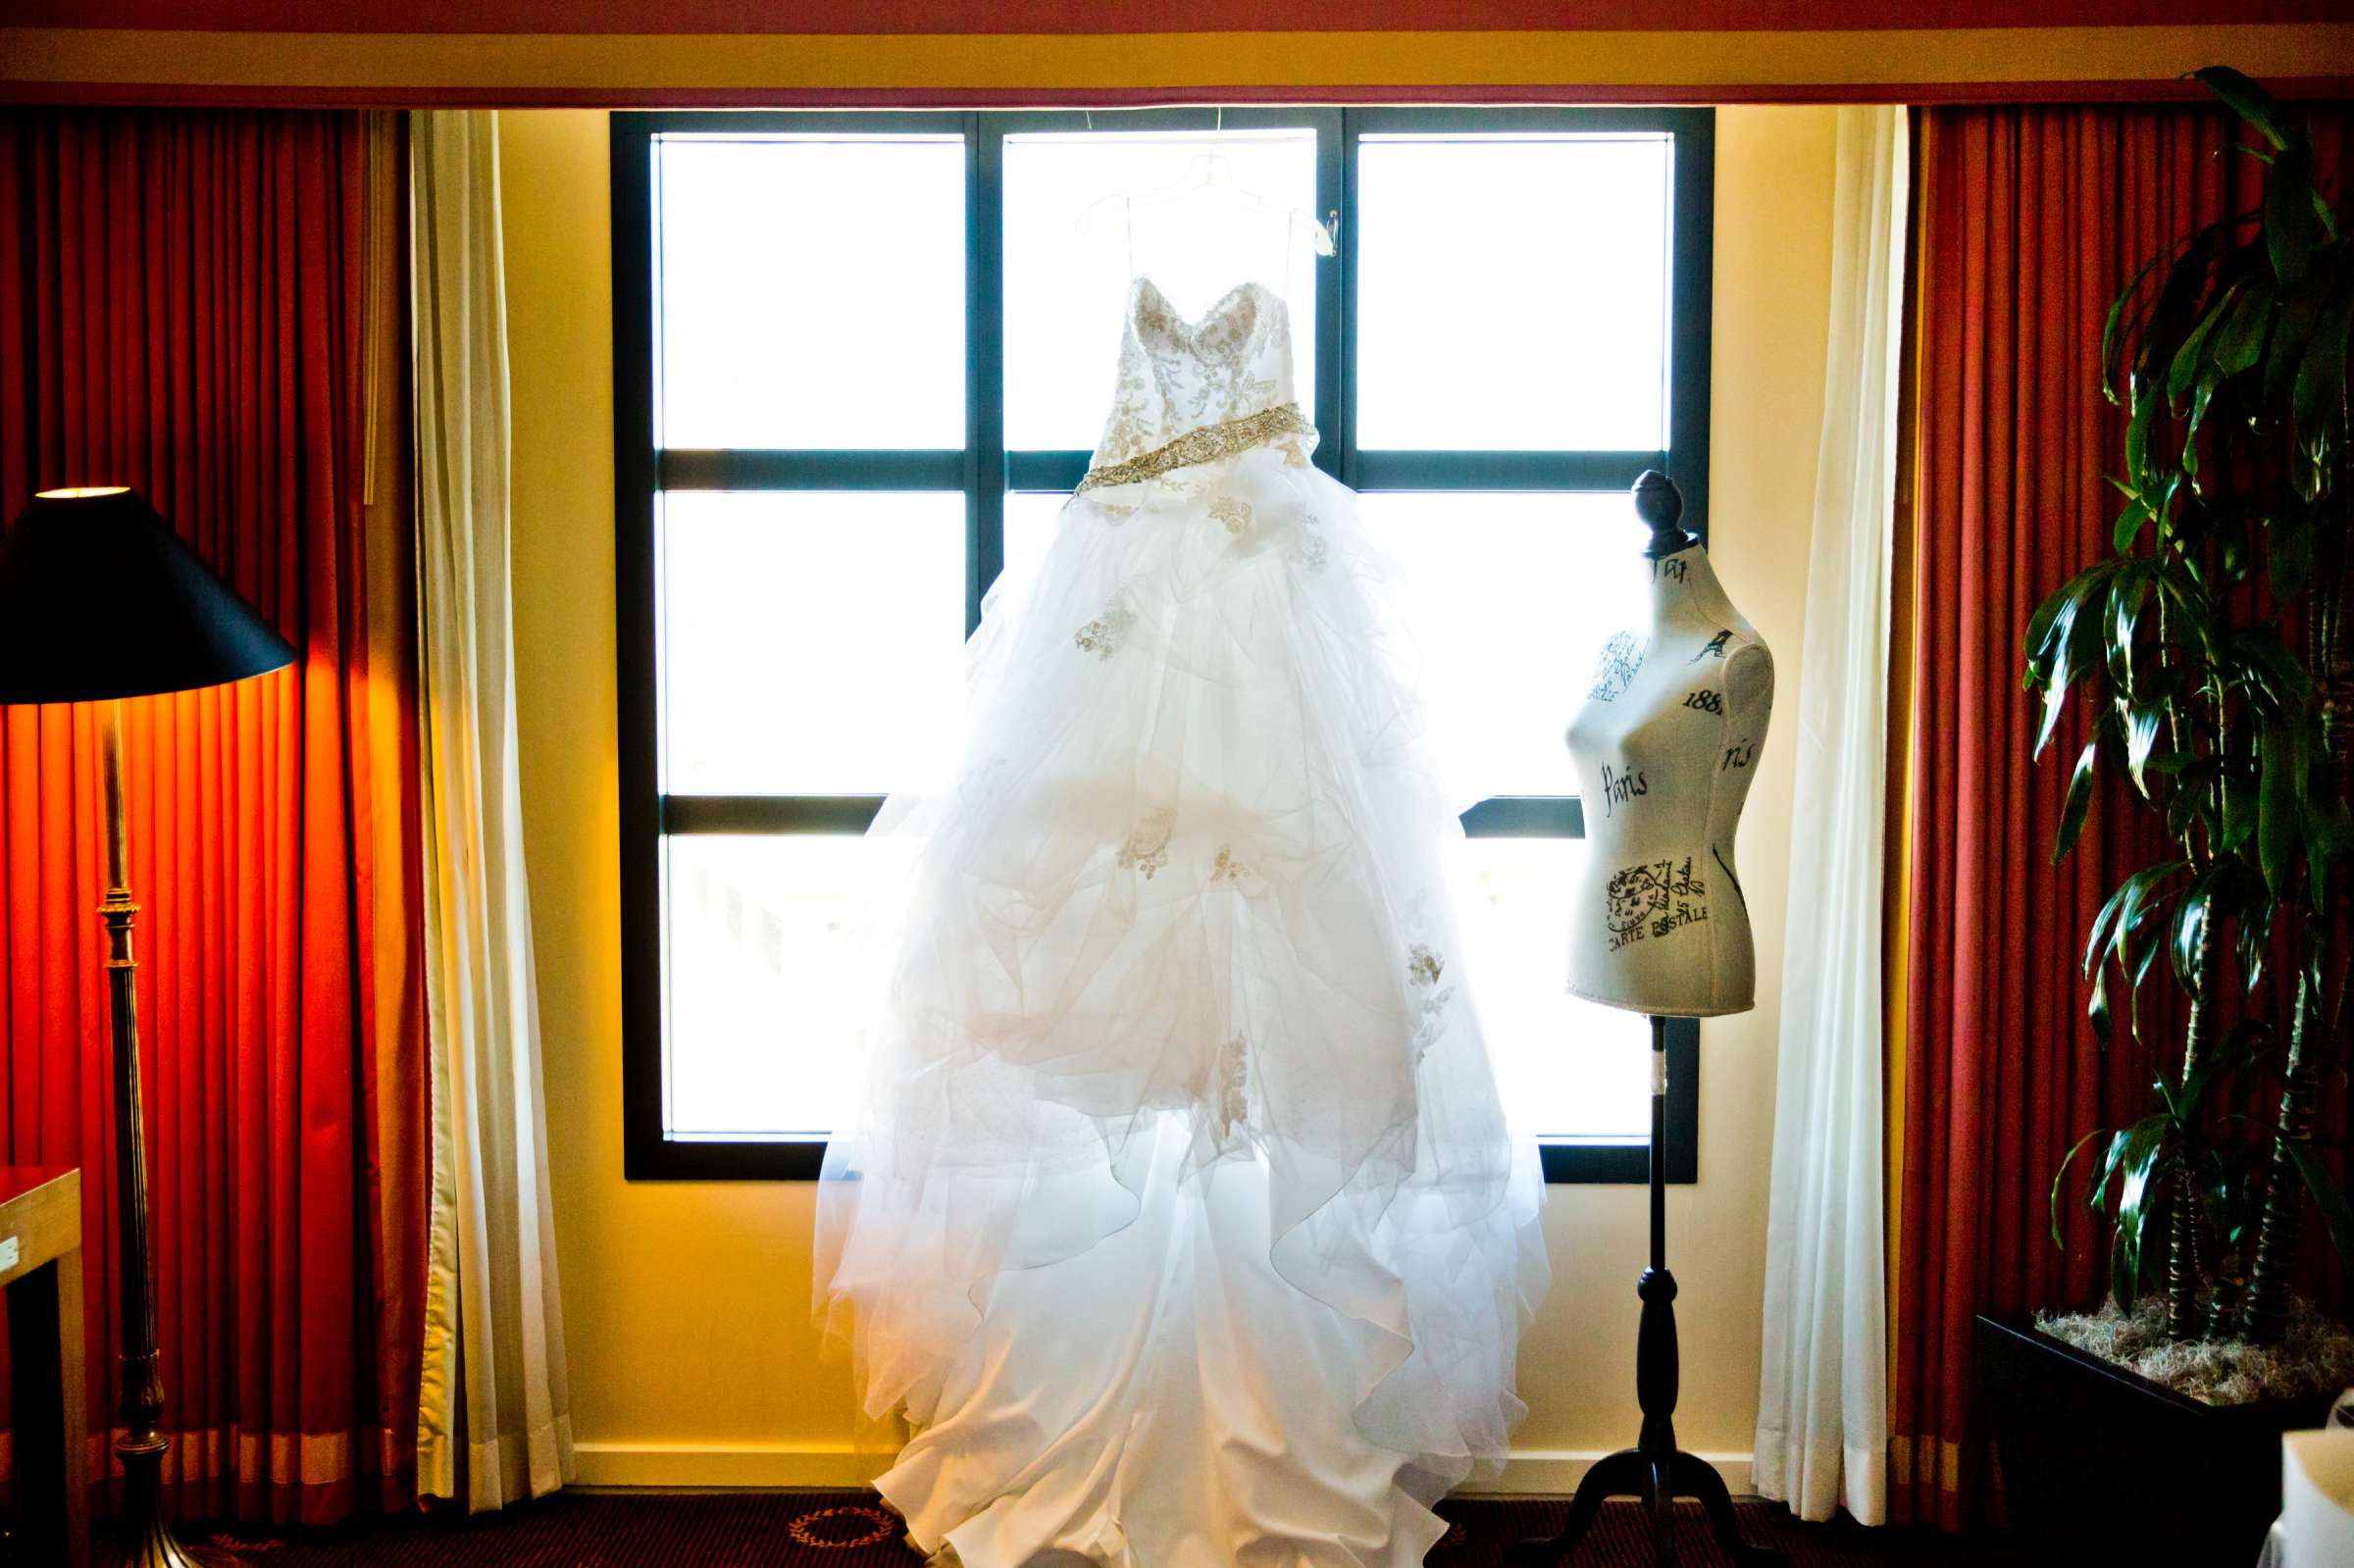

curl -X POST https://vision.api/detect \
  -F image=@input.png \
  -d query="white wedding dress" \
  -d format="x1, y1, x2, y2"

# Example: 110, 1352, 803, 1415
816, 276, 1547, 1567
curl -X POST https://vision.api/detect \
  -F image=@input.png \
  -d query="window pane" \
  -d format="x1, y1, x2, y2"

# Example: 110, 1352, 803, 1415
660, 491, 965, 794
1003, 128, 1319, 452
656, 135, 965, 449
1362, 492, 1647, 798
1356, 133, 1672, 451
1002, 490, 1069, 592
665, 834, 914, 1137
1458, 836, 1650, 1140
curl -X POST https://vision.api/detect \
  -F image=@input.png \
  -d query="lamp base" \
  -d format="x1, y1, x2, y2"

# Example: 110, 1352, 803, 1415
102, 1517, 247, 1568
104, 1441, 248, 1568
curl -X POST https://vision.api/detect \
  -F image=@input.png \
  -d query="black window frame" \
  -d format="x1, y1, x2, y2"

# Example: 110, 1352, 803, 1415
613, 105, 1714, 1185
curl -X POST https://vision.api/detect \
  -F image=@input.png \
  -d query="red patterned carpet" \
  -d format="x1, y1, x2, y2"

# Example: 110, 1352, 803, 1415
184, 1490, 2027, 1566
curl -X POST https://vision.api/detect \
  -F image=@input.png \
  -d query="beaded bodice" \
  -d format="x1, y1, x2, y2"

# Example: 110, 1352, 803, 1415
1090, 277, 1305, 476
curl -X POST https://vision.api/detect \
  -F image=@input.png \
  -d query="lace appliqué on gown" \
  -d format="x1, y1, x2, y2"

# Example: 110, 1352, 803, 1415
1073, 604, 1135, 660
1097, 279, 1280, 463
1115, 808, 1175, 878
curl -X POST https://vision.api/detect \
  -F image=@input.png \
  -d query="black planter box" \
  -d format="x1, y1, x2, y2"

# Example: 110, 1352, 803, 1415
1976, 1313, 2334, 1565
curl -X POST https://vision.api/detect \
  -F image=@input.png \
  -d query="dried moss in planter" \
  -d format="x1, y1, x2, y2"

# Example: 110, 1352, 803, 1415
2037, 1297, 2354, 1406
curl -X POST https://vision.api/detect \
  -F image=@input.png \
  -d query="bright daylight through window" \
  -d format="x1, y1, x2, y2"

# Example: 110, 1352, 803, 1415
616, 108, 1714, 1181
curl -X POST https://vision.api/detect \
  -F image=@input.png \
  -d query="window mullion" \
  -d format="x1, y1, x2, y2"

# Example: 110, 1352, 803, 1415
1350, 451, 1668, 492
1310, 108, 1346, 483
966, 114, 1006, 635
1668, 109, 1716, 541
1336, 110, 1359, 488
657, 449, 967, 490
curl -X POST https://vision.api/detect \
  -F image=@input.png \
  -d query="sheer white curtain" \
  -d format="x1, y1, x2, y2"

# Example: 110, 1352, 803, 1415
411, 107, 575, 1512
1753, 103, 1907, 1529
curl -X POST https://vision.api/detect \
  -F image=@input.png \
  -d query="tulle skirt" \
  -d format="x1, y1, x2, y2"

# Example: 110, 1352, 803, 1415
814, 439, 1548, 1566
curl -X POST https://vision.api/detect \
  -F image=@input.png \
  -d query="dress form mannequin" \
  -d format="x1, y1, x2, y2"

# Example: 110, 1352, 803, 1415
1516, 472, 1780, 1568
1564, 470, 1774, 1017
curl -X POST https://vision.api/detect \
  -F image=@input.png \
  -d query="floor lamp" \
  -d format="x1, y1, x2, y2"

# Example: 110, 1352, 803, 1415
0, 486, 296, 1568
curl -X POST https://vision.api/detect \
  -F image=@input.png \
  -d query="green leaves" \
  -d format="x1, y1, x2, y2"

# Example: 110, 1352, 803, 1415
2037, 68, 2353, 1327
2024, 559, 2120, 760
2053, 1128, 2113, 1249
2265, 280, 2327, 412
2257, 716, 2298, 899
2214, 277, 2276, 379
2158, 1029, 2254, 1124
2050, 1113, 2175, 1309
2123, 703, 2165, 797
2287, 1142, 2354, 1272
2212, 56, 2332, 292
2268, 505, 2313, 600
2103, 249, 2175, 407
2100, 1114, 2173, 1311
2062, 734, 2099, 861
2168, 286, 2232, 405
2266, 132, 2322, 287
2085, 858, 2189, 982
2195, 67, 2289, 151
2102, 565, 2148, 686
2056, 739, 2101, 864
2291, 285, 2350, 496
2125, 377, 2158, 484
2306, 790, 2354, 908
2104, 69, 2350, 520
2170, 888, 2208, 991
2236, 890, 2275, 994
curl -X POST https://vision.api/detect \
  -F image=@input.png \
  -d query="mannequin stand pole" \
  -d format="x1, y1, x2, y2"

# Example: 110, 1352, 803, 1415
1511, 1016, 1782, 1567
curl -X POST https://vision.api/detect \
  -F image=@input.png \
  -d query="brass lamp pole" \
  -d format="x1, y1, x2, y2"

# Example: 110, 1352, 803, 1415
96, 694, 186, 1568
0, 486, 297, 1568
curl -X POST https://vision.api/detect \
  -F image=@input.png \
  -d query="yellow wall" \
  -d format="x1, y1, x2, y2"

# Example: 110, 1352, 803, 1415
503, 102, 1837, 1489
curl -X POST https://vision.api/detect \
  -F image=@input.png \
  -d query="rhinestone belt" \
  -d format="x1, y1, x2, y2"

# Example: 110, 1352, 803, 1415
1074, 403, 1316, 495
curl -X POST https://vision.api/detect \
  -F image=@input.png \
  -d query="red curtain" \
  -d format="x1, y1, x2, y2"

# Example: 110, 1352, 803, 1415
1895, 100, 2351, 1531
0, 109, 427, 1525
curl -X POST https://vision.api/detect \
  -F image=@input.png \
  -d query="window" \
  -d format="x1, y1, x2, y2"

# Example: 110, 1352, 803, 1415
615, 107, 1713, 1182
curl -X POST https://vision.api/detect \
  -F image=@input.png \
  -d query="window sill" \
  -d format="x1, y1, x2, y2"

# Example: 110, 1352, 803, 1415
623, 1135, 1692, 1185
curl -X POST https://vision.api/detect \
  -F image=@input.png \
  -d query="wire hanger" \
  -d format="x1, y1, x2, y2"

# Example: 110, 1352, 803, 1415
1074, 152, 1338, 260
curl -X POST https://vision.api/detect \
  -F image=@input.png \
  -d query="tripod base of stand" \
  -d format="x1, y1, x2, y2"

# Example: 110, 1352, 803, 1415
1510, 1018, 1784, 1566
1509, 1445, 1784, 1567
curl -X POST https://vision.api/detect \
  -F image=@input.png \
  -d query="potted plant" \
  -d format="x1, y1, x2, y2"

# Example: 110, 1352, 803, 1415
1981, 66, 2354, 1564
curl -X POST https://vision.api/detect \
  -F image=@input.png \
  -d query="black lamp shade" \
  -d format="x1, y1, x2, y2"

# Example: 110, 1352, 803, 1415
0, 487, 296, 704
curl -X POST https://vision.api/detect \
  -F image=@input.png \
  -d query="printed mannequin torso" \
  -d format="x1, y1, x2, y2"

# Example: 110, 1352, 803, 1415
1563, 532, 1773, 1018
